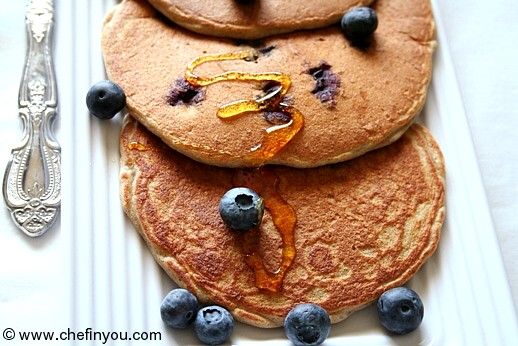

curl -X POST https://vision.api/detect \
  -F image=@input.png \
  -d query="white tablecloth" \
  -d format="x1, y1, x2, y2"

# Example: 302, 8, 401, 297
439, 0, 518, 308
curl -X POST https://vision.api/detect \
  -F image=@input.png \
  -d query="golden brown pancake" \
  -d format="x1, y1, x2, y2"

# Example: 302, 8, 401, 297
146, 0, 374, 39
103, 0, 435, 168
120, 116, 445, 328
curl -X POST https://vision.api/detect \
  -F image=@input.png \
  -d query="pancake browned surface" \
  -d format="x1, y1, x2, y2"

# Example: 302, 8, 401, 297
104, 0, 435, 168
121, 117, 445, 328
146, 0, 374, 39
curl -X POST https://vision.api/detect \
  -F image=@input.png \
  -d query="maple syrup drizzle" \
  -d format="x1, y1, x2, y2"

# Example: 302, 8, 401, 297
128, 142, 147, 151
185, 50, 304, 165
234, 170, 296, 293
185, 51, 301, 290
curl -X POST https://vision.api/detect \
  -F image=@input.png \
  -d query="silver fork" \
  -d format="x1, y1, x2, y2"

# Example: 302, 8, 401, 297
3, 0, 61, 237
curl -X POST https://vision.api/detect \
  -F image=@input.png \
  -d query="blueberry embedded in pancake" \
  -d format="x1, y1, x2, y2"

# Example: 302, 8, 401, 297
166, 78, 205, 106
306, 62, 341, 106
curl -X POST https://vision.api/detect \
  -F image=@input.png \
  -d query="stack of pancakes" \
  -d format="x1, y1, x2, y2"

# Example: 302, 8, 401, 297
103, 0, 445, 328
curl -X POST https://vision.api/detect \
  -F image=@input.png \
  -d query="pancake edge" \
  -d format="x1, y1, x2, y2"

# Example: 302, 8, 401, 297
146, 0, 374, 40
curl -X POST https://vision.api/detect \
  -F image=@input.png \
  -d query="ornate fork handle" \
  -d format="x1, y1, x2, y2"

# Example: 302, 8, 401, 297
3, 0, 61, 237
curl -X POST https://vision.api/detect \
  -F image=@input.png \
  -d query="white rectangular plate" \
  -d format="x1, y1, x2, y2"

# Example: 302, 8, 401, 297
1, 0, 517, 345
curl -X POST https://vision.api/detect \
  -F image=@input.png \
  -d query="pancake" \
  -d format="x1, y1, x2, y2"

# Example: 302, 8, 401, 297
146, 0, 374, 39
120, 116, 445, 328
103, 0, 435, 168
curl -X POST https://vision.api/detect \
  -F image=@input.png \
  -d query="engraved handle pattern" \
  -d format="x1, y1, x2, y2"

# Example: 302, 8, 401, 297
3, 0, 61, 237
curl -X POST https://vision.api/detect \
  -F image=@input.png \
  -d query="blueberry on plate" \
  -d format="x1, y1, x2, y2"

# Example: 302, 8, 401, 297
377, 287, 424, 335
341, 7, 378, 44
160, 288, 199, 329
219, 187, 264, 231
284, 303, 331, 346
86, 80, 126, 119
194, 306, 234, 345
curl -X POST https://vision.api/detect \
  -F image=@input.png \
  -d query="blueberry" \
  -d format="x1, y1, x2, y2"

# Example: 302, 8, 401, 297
377, 287, 424, 335
219, 187, 264, 231
86, 80, 126, 119
194, 306, 234, 345
160, 289, 199, 329
341, 7, 378, 44
284, 304, 331, 346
